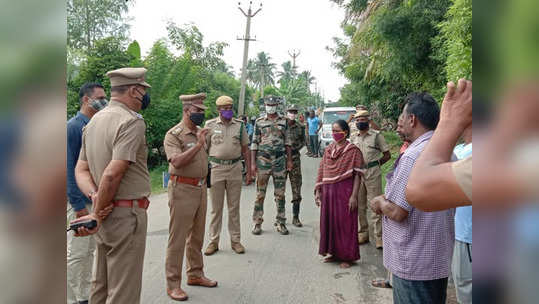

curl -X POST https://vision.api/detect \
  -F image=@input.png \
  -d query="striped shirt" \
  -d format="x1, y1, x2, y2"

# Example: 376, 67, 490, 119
383, 131, 455, 281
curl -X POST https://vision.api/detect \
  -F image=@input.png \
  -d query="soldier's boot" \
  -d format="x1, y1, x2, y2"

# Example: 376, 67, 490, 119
275, 222, 289, 235
292, 203, 302, 227
252, 223, 262, 235
204, 243, 219, 256
358, 233, 369, 245
231, 242, 245, 254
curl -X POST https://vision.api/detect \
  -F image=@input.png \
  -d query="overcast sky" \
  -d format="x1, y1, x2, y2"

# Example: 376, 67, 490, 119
128, 0, 347, 102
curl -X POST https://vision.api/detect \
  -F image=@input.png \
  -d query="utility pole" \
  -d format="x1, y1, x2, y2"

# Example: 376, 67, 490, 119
237, 1, 262, 116
288, 49, 301, 69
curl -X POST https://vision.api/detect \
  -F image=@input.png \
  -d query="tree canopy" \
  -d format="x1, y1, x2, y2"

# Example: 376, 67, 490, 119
329, 0, 472, 120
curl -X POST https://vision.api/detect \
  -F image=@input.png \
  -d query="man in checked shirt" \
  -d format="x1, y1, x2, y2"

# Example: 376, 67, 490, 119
369, 92, 454, 304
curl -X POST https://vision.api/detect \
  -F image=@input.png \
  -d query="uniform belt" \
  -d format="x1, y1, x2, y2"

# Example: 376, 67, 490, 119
170, 174, 205, 187
208, 156, 241, 165
113, 197, 150, 209
361, 160, 380, 169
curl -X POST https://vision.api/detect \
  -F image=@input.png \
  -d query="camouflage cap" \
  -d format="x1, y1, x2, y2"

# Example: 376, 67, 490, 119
264, 95, 280, 105
106, 67, 151, 88
287, 104, 299, 112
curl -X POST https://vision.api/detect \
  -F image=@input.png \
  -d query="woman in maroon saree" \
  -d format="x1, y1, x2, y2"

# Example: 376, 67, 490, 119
315, 119, 364, 268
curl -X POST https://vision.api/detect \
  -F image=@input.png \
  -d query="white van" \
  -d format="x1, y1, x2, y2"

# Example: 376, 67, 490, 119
318, 107, 356, 154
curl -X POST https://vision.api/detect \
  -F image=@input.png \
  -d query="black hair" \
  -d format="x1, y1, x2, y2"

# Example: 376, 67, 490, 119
404, 92, 440, 130
333, 119, 350, 138
110, 84, 132, 95
79, 82, 104, 105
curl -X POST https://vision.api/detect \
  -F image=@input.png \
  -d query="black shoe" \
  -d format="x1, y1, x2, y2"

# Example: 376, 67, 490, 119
292, 217, 303, 227
275, 223, 289, 235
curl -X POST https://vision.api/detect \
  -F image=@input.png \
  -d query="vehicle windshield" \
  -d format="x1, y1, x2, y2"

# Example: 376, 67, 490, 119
322, 111, 355, 124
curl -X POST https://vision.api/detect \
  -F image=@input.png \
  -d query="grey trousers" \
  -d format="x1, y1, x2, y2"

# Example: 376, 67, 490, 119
452, 240, 472, 304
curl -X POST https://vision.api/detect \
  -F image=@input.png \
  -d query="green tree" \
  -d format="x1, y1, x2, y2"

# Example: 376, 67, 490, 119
67, 36, 135, 117
67, 0, 133, 50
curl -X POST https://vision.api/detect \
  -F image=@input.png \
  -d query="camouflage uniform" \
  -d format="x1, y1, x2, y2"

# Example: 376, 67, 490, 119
251, 114, 291, 225
286, 117, 305, 218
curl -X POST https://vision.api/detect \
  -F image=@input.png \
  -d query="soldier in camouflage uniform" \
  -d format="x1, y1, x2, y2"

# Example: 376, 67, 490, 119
285, 104, 306, 227
250, 96, 293, 235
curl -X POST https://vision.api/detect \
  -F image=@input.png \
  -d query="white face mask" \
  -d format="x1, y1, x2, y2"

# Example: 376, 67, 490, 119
266, 105, 277, 114
287, 112, 297, 120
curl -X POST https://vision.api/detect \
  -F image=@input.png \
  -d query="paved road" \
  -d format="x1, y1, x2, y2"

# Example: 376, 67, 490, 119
141, 151, 453, 303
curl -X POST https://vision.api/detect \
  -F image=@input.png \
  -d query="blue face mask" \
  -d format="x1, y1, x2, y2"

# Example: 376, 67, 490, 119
135, 89, 151, 110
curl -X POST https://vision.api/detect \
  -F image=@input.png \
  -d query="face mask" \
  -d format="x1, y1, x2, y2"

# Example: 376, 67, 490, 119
190, 112, 205, 126
89, 98, 108, 111
135, 89, 151, 110
287, 113, 297, 120
332, 131, 346, 142
220, 109, 234, 120
357, 121, 369, 130
266, 105, 277, 114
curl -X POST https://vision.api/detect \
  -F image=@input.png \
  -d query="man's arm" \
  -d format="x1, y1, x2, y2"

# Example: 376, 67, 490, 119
74, 160, 98, 204
91, 160, 130, 214
371, 195, 409, 222
168, 129, 209, 169
379, 151, 391, 166
406, 79, 472, 211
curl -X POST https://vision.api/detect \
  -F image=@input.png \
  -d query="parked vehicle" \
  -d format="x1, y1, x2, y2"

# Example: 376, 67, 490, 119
317, 107, 356, 154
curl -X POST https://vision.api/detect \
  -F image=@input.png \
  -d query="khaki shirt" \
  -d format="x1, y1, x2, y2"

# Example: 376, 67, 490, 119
164, 121, 208, 178
452, 156, 472, 201
205, 117, 249, 182
205, 117, 249, 160
79, 100, 151, 200
350, 129, 389, 163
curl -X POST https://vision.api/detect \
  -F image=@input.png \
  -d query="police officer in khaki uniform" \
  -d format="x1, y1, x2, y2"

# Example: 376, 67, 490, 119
70, 67, 152, 304
350, 110, 391, 249
203, 96, 252, 256
164, 93, 217, 302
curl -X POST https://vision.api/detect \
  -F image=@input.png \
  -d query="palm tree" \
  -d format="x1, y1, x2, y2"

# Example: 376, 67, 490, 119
277, 61, 297, 84
298, 70, 316, 86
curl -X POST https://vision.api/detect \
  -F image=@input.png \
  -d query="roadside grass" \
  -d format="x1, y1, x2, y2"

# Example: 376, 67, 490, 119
150, 164, 168, 195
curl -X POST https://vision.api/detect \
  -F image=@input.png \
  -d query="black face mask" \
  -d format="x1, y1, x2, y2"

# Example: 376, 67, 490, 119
357, 121, 369, 130
135, 89, 151, 110
190, 112, 205, 126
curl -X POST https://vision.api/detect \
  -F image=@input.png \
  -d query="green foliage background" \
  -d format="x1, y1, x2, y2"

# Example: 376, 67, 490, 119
329, 0, 472, 120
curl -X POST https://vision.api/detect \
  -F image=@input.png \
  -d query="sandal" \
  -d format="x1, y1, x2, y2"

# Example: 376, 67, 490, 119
339, 262, 351, 269
323, 256, 334, 263
371, 279, 392, 288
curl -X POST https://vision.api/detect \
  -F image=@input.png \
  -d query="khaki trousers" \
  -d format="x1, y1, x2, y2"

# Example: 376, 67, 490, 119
67, 203, 95, 304
90, 205, 147, 304
166, 181, 207, 290
209, 178, 242, 245
358, 167, 383, 242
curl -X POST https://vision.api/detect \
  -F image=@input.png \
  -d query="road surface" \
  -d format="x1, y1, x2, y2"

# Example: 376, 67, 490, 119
141, 150, 454, 303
